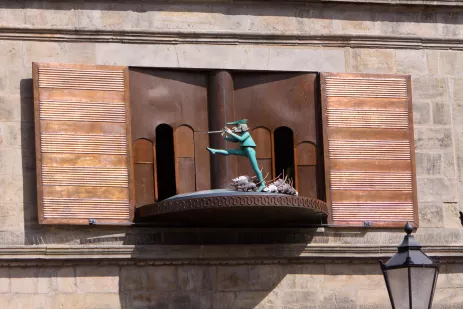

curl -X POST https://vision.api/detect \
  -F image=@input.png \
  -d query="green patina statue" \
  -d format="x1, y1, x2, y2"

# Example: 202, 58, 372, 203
207, 119, 266, 191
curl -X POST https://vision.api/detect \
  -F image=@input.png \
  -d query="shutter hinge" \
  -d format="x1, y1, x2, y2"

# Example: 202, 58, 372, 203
363, 221, 372, 227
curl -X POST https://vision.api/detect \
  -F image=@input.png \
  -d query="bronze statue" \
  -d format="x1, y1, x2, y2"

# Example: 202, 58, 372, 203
207, 119, 266, 191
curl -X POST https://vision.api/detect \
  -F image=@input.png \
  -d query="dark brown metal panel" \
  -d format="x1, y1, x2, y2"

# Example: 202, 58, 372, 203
194, 132, 211, 191
320, 72, 417, 228
208, 71, 237, 189
175, 125, 196, 194
128, 68, 208, 141
295, 142, 317, 198
233, 73, 318, 145
34, 62, 133, 225
134, 139, 155, 207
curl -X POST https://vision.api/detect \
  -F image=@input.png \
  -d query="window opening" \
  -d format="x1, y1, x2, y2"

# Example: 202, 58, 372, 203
274, 126, 295, 183
155, 124, 177, 200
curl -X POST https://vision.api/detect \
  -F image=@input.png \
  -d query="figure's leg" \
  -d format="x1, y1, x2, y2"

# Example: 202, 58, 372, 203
245, 147, 266, 191
207, 147, 246, 156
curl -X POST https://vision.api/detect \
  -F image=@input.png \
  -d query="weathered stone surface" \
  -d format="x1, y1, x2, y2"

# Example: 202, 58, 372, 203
25, 7, 76, 28
277, 264, 324, 290
443, 202, 462, 228
281, 290, 319, 309
0, 8, 26, 27
51, 294, 86, 309
412, 76, 449, 103
415, 227, 461, 245
23, 42, 67, 69
142, 266, 177, 291
0, 268, 9, 293
433, 102, 452, 125
5, 294, 50, 309
357, 289, 390, 309
171, 292, 213, 309
76, 266, 119, 293
128, 292, 171, 309
217, 266, 249, 291
248, 265, 281, 291
395, 49, 427, 74
443, 150, 456, 178
417, 178, 457, 203
84, 293, 122, 309
433, 288, 463, 309
0, 96, 22, 122
426, 50, 439, 75
119, 266, 140, 292
419, 202, 444, 227
66, 43, 96, 64
415, 152, 442, 176
325, 264, 383, 290
56, 267, 76, 293
321, 289, 356, 309
10, 267, 38, 293
414, 127, 453, 150
351, 49, 395, 73
440, 264, 463, 288
0, 41, 22, 69
439, 50, 460, 76
178, 265, 214, 292
413, 102, 431, 125
267, 48, 346, 72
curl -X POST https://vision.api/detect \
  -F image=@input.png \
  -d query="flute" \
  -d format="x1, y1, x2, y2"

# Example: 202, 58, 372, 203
207, 130, 224, 134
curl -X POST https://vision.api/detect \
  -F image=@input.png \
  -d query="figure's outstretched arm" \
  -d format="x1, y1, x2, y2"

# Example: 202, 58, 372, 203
224, 135, 239, 143
227, 131, 250, 142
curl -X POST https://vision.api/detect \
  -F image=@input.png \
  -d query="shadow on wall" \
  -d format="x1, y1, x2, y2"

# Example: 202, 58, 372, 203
1, 1, 462, 24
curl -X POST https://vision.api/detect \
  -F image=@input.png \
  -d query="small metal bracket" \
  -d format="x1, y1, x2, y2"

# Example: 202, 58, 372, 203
364, 221, 372, 227
89, 219, 96, 225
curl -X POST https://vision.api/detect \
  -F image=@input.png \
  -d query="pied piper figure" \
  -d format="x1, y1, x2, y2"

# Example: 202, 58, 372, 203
206, 119, 266, 191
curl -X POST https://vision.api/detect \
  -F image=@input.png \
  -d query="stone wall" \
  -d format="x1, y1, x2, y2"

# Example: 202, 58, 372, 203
0, 262, 460, 309
0, 1, 462, 308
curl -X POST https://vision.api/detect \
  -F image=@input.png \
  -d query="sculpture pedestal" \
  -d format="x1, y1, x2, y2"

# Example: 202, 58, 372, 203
137, 190, 328, 227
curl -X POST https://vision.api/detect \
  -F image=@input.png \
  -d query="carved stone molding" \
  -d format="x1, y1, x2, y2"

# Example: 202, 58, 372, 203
0, 245, 461, 266
2, 27, 463, 50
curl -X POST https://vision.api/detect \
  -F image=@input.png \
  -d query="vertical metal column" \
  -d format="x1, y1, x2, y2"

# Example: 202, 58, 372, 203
207, 71, 235, 189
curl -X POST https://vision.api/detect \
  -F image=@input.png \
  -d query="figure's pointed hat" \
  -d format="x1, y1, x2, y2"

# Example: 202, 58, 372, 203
227, 119, 248, 125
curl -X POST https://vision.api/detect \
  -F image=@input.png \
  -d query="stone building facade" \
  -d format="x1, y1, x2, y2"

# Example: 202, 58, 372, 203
0, 1, 462, 308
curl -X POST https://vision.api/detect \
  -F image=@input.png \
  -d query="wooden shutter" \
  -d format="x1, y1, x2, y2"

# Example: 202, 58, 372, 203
320, 73, 417, 228
174, 125, 196, 194
33, 63, 134, 225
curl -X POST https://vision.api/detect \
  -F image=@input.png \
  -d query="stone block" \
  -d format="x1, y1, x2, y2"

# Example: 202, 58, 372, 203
0, 41, 22, 69
171, 292, 213, 309
439, 264, 463, 288
320, 289, 356, 309
412, 102, 431, 125
217, 266, 249, 291
6, 69, 32, 96
95, 43, 179, 67
433, 102, 452, 125
178, 265, 215, 292
0, 8, 26, 27
56, 267, 76, 293
0, 203, 25, 231
267, 48, 346, 72
414, 127, 453, 150
426, 50, 439, 75
418, 202, 444, 227
357, 289, 390, 309
351, 49, 395, 73
6, 294, 50, 309
76, 266, 119, 293
128, 292, 170, 309
443, 202, 462, 228
452, 78, 463, 105
76, 9, 103, 29
281, 290, 320, 309
412, 76, 449, 103
415, 228, 461, 245
443, 150, 456, 178
141, 266, 177, 291
277, 264, 324, 290
417, 178, 457, 203
84, 293, 122, 309
23, 42, 67, 69
66, 43, 96, 64
25, 7, 76, 28
119, 266, 141, 292
10, 267, 38, 293
212, 292, 235, 309
51, 294, 85, 309
0, 268, 9, 293
0, 96, 22, 122
0, 149, 23, 175
325, 264, 383, 290
415, 152, 442, 176
433, 288, 463, 309
395, 50, 427, 74
439, 51, 460, 76
248, 265, 281, 291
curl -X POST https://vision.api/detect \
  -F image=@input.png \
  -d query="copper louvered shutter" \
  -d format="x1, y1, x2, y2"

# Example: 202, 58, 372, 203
320, 73, 417, 227
33, 63, 134, 225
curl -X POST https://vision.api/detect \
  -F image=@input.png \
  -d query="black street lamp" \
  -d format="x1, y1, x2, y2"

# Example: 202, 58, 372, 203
380, 222, 440, 309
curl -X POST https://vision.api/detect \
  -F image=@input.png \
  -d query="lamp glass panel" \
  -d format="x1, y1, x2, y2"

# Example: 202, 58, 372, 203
410, 267, 436, 309
387, 268, 410, 309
